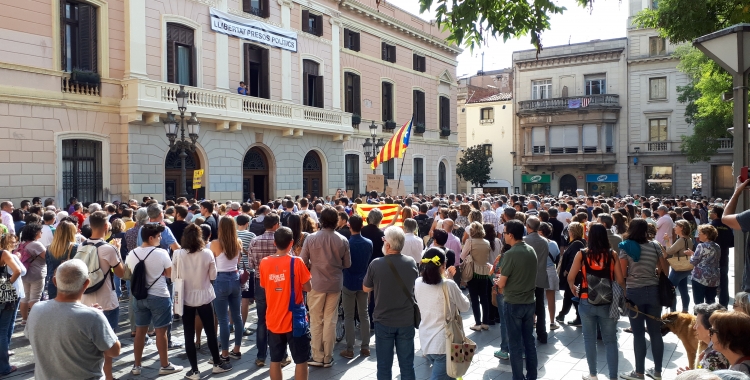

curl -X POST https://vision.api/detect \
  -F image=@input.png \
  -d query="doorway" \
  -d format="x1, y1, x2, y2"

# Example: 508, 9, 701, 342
559, 174, 577, 196
165, 150, 203, 200
303, 151, 323, 197
243, 147, 269, 203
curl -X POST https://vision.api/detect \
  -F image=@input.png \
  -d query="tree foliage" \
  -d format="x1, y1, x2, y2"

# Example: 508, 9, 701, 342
633, 0, 750, 43
456, 145, 492, 187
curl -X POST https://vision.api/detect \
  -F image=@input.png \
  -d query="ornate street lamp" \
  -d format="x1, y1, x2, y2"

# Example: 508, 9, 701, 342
362, 120, 385, 174
164, 85, 200, 198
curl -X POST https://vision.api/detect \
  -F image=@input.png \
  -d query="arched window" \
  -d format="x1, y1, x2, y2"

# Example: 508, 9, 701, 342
62, 139, 103, 203
438, 161, 446, 194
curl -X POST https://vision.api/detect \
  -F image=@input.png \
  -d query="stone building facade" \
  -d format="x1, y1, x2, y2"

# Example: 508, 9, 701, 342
0, 0, 459, 204
464, 93, 514, 194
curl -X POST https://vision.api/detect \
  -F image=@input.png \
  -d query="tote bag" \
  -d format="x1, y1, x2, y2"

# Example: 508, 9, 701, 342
172, 250, 184, 316
442, 282, 475, 378
666, 238, 694, 272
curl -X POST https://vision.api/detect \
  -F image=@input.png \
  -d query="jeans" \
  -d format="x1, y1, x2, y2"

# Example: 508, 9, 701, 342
102, 307, 120, 331
668, 270, 691, 312
467, 277, 490, 325
495, 293, 509, 353
0, 300, 19, 375
534, 287, 547, 342
374, 322, 415, 380
558, 288, 579, 321
254, 276, 269, 360
213, 272, 243, 350
7, 300, 18, 343
183, 303, 221, 371
114, 274, 122, 299
719, 265, 730, 307
425, 354, 453, 380
342, 287, 370, 351
579, 299, 618, 379
504, 302, 537, 380
692, 281, 717, 305
627, 286, 664, 374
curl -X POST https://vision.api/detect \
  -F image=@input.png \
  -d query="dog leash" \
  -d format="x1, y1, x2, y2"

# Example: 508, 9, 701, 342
624, 301, 664, 323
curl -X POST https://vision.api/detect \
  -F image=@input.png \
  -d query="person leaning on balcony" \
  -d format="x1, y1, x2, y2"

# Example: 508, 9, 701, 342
238, 82, 248, 96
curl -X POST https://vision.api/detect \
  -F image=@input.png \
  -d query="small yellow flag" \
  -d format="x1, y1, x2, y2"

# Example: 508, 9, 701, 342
192, 169, 204, 189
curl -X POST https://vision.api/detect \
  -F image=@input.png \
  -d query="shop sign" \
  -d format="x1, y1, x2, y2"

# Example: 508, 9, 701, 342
585, 174, 618, 183
521, 174, 551, 183
210, 8, 298, 52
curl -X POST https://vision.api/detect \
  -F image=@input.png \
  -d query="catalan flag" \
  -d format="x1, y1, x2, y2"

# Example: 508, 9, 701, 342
355, 204, 401, 227
371, 117, 413, 170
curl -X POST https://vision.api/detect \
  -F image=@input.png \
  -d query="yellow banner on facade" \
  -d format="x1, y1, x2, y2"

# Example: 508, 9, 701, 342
193, 169, 204, 189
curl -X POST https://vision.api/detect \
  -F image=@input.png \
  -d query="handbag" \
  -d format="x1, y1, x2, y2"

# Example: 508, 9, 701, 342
653, 242, 676, 308
385, 257, 421, 329
460, 240, 475, 284
442, 281, 475, 378
0, 265, 18, 306
288, 256, 309, 337
666, 238, 694, 272
172, 250, 184, 316
240, 259, 251, 286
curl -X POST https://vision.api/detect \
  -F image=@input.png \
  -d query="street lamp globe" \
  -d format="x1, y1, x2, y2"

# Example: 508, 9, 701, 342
369, 120, 378, 138
175, 85, 188, 110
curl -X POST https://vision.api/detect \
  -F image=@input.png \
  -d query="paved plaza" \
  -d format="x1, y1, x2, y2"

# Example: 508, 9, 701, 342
6, 253, 738, 380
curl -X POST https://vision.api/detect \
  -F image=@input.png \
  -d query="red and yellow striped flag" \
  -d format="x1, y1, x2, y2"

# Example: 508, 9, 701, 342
371, 117, 413, 170
355, 204, 401, 227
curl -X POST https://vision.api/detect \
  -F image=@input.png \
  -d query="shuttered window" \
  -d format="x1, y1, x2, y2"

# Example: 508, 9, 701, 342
243, 0, 269, 17
532, 127, 546, 154
301, 10, 323, 36
381, 42, 396, 63
344, 72, 361, 115
413, 90, 425, 125
167, 23, 195, 86
439, 96, 450, 130
413, 54, 426, 72
382, 82, 393, 122
582, 124, 598, 152
344, 29, 360, 51
303, 59, 323, 108
244, 44, 270, 99
61, 0, 98, 72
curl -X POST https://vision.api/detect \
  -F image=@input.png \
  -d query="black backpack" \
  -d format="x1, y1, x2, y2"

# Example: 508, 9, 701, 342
249, 218, 266, 236
130, 248, 159, 300
416, 217, 433, 238
280, 211, 292, 227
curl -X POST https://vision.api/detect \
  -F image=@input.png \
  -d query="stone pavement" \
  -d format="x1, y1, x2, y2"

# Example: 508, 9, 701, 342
4, 251, 739, 380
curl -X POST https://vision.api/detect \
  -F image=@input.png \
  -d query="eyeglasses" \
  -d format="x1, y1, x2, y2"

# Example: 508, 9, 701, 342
709, 327, 718, 338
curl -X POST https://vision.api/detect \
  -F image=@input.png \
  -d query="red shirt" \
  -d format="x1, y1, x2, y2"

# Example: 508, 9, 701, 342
259, 255, 311, 334
226, 210, 241, 217
71, 212, 85, 230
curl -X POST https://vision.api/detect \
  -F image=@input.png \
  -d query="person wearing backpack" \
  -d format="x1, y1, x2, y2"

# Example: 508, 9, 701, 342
250, 206, 270, 236
44, 221, 78, 301
77, 211, 126, 380
567, 224, 625, 380
16, 223, 45, 326
124, 223, 183, 376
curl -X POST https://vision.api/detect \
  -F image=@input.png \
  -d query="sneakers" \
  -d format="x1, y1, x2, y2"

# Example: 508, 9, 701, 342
213, 360, 233, 373
555, 315, 565, 323
582, 375, 598, 380
469, 325, 482, 331
481, 324, 489, 330
131, 365, 142, 375
494, 350, 509, 360
209, 356, 229, 364
567, 319, 582, 327
243, 328, 254, 336
340, 350, 354, 359
228, 350, 242, 360
168, 341, 184, 350
323, 359, 334, 368
645, 368, 661, 380
550, 323, 560, 330
255, 359, 266, 367
620, 371, 644, 380
308, 359, 324, 367
281, 356, 292, 367
158, 363, 184, 375
360, 348, 371, 357
185, 370, 200, 380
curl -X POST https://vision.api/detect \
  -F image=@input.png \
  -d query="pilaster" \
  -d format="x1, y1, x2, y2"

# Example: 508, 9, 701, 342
124, 0, 148, 79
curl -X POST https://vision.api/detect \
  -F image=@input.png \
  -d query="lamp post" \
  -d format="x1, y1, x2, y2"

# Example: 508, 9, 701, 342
164, 85, 200, 198
694, 24, 750, 292
362, 120, 385, 174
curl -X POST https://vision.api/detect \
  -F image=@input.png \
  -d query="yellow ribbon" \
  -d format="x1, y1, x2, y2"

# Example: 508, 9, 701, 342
421, 256, 441, 266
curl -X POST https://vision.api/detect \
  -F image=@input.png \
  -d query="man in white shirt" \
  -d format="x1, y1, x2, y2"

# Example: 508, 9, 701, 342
655, 205, 674, 245
556, 204, 573, 228
0, 201, 15, 235
426, 199, 440, 218
401, 219, 424, 262
40, 211, 56, 247
297, 198, 319, 224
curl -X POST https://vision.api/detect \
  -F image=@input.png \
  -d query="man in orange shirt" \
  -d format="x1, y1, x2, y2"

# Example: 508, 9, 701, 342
259, 227, 312, 380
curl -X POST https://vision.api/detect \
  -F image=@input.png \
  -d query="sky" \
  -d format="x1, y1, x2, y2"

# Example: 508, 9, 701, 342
394, 0, 631, 78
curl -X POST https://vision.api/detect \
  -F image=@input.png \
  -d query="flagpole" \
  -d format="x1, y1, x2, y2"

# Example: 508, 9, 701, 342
395, 116, 414, 196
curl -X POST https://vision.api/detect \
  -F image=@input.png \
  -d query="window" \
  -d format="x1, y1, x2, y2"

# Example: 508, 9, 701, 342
382, 160, 394, 188
582, 124, 597, 153
303, 59, 323, 108
649, 118, 668, 141
381, 42, 396, 63
649, 77, 667, 100
550, 125, 579, 154
532, 127, 545, 154
301, 10, 323, 36
62, 139, 103, 203
413, 158, 424, 194
649, 37, 666, 56
345, 154, 360, 197
382, 82, 393, 122
584, 75, 606, 95
243, 0, 269, 17
605, 123, 614, 152
413, 90, 425, 126
482, 144, 493, 157
244, 44, 270, 98
480, 108, 494, 122
344, 72, 361, 115
61, 0, 97, 72
344, 29, 360, 51
531, 79, 552, 100
439, 96, 450, 130
652, 0, 658, 9
645, 166, 673, 196
413, 54, 426, 72
167, 23, 195, 86
438, 162, 446, 194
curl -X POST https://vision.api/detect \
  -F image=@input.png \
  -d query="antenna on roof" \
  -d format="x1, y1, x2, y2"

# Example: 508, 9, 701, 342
569, 35, 571, 45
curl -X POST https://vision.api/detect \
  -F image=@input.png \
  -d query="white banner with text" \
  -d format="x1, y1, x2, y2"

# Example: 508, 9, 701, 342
209, 8, 298, 52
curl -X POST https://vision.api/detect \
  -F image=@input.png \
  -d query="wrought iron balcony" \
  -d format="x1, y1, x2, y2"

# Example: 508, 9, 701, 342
518, 94, 620, 114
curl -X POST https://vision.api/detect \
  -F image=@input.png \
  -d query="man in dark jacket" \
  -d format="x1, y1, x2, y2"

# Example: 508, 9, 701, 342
710, 205, 733, 307
547, 208, 564, 248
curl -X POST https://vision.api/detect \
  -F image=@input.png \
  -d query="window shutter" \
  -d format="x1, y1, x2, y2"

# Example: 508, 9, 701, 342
413, 54, 418, 70
353, 32, 360, 51
303, 74, 309, 106
260, 48, 270, 99
382, 82, 388, 121
382, 42, 387, 60
167, 41, 175, 84
78, 4, 97, 72
421, 56, 426, 72
243, 0, 251, 13
302, 10, 309, 31
60, 0, 67, 71
315, 75, 324, 108
389, 45, 396, 63
316, 15, 323, 36
262, 0, 270, 18
191, 45, 197, 87
353, 74, 361, 115
243, 44, 251, 85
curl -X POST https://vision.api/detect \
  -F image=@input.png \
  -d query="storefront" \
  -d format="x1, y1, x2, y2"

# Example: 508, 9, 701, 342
645, 166, 673, 196
586, 174, 619, 197
482, 179, 511, 195
522, 174, 551, 195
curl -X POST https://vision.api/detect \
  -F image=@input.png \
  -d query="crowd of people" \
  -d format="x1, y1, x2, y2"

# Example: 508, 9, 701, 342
2, 178, 750, 380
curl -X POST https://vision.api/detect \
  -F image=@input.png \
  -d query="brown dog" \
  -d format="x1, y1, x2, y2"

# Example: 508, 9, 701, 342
660, 311, 703, 369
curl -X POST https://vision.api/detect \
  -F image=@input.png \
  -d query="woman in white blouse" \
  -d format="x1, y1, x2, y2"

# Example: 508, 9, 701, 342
415, 247, 470, 380
171, 224, 232, 378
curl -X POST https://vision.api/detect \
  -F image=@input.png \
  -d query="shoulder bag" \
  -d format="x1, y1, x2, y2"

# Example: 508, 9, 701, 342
667, 238, 694, 272
653, 242, 676, 308
172, 250, 184, 316
460, 239, 475, 284
385, 257, 420, 328
0, 265, 18, 307
443, 281, 475, 378
289, 256, 309, 337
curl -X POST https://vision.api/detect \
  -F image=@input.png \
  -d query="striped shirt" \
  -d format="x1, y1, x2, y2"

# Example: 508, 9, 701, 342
248, 230, 276, 278
237, 229, 256, 270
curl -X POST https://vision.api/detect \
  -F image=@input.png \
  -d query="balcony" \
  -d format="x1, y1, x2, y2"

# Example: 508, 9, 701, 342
521, 150, 616, 167
718, 138, 733, 150
121, 78, 353, 137
518, 94, 620, 114
647, 141, 669, 152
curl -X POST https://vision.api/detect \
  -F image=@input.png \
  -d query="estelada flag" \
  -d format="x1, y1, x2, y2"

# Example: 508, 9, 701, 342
355, 204, 401, 227
371, 117, 413, 170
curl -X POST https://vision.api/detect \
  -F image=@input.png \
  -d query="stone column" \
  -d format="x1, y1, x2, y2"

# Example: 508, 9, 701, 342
330, 17, 342, 110
597, 123, 604, 153
214, 0, 230, 92
544, 125, 550, 156
578, 124, 583, 154
124, 0, 148, 79
279, 0, 293, 102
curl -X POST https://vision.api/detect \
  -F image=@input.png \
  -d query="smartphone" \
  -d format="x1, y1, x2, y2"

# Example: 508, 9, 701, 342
742, 166, 749, 183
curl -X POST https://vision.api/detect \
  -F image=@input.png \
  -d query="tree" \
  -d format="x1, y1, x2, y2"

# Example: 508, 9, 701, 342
456, 145, 492, 187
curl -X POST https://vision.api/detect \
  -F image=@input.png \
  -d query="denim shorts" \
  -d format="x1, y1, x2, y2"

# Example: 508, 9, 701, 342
133, 295, 172, 328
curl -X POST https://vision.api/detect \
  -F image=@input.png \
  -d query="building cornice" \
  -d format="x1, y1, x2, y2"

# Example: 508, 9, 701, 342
341, 49, 457, 87
338, 0, 461, 55
627, 55, 679, 65
515, 49, 624, 71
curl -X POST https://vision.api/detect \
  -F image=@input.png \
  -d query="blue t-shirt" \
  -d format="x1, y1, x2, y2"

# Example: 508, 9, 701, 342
238, 87, 248, 95
136, 222, 177, 250
546, 240, 560, 267
343, 234, 373, 291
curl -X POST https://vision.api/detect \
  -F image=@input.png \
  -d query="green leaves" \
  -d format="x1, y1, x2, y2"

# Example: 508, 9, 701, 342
633, 0, 750, 43
456, 145, 492, 187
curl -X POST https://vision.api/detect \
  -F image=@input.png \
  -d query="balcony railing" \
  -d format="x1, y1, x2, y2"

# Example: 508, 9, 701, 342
647, 141, 669, 152
61, 74, 100, 96
518, 94, 619, 112
718, 138, 733, 150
